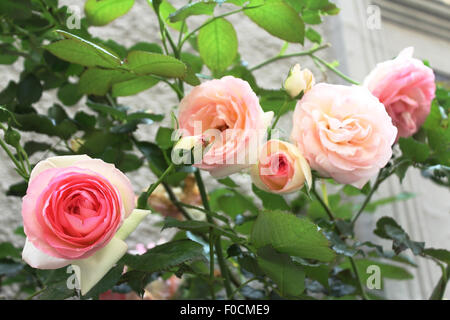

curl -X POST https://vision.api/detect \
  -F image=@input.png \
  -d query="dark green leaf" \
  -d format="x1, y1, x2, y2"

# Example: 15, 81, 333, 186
123, 239, 204, 272
252, 184, 290, 211
257, 246, 305, 297
399, 137, 430, 163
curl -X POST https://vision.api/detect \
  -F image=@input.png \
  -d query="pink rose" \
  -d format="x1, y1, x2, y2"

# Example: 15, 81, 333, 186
363, 47, 435, 138
22, 155, 135, 269
291, 83, 397, 188
251, 139, 312, 194
178, 76, 273, 178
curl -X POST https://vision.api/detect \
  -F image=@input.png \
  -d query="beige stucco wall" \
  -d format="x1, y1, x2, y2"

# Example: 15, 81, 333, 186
0, 0, 448, 299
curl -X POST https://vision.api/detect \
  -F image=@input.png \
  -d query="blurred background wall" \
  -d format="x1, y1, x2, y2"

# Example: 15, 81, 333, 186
0, 0, 449, 299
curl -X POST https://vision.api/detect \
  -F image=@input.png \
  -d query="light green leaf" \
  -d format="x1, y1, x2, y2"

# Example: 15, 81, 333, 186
251, 210, 335, 262
198, 18, 238, 73
245, 0, 305, 44
85, 0, 135, 26
306, 27, 322, 44
111, 76, 159, 97
79, 68, 134, 95
45, 30, 122, 68
126, 51, 187, 77
169, 1, 216, 22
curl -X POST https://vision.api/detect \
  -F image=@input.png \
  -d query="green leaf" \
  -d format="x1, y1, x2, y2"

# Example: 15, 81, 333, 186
257, 246, 305, 297
126, 51, 187, 77
0, 243, 21, 259
38, 281, 76, 300
84, 263, 124, 298
0, 0, 32, 20
129, 42, 163, 54
79, 68, 134, 96
217, 177, 238, 188
302, 9, 322, 24
157, 0, 184, 31
155, 127, 174, 149
339, 258, 413, 287
86, 101, 127, 120
251, 210, 335, 262
169, 1, 216, 22
18, 74, 42, 106
123, 239, 204, 272
45, 31, 122, 68
162, 217, 211, 234
85, 0, 135, 26
111, 76, 159, 97
364, 192, 415, 213
198, 18, 238, 73
399, 137, 430, 163
252, 184, 290, 211
374, 216, 425, 255
245, 0, 305, 44
424, 248, 450, 265
57, 83, 82, 106
305, 27, 322, 44
6, 181, 28, 197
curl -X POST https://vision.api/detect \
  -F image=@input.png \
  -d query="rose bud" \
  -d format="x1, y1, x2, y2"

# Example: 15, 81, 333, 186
363, 47, 435, 139
284, 64, 315, 98
251, 139, 312, 194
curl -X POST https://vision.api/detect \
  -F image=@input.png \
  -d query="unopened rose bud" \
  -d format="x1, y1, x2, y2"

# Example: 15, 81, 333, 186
251, 139, 312, 194
284, 64, 315, 98
172, 135, 209, 165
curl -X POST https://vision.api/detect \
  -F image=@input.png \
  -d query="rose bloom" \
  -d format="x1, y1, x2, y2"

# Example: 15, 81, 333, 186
251, 139, 312, 194
363, 47, 435, 138
22, 155, 135, 269
291, 83, 397, 187
178, 76, 273, 178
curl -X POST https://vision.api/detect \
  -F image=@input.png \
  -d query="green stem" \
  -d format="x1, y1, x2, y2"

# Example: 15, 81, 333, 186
26, 286, 47, 300
231, 277, 258, 299
351, 170, 384, 226
249, 44, 330, 72
138, 163, 175, 209
311, 179, 368, 300
310, 54, 360, 85
0, 137, 29, 181
349, 256, 370, 300
268, 98, 289, 140
429, 265, 450, 300
208, 231, 216, 300
194, 169, 233, 299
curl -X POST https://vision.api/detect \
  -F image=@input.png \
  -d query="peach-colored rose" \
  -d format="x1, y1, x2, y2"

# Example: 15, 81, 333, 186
291, 83, 397, 188
251, 140, 312, 194
178, 76, 273, 178
364, 47, 435, 138
22, 155, 135, 269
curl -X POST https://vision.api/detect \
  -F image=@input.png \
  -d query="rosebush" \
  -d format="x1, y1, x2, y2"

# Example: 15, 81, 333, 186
0, 0, 449, 300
